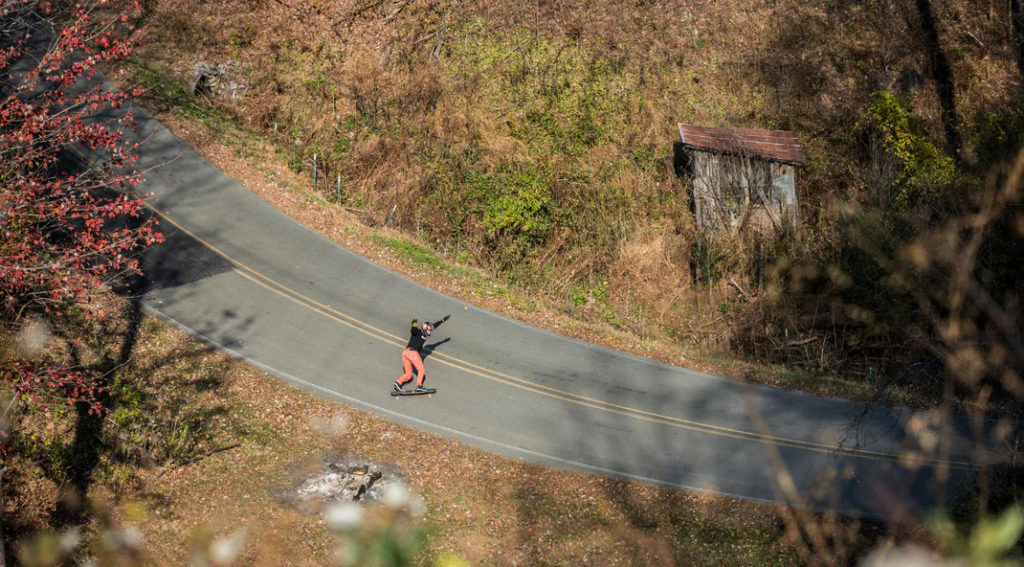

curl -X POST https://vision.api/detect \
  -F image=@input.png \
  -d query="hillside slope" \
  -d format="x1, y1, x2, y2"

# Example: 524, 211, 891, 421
128, 0, 1023, 413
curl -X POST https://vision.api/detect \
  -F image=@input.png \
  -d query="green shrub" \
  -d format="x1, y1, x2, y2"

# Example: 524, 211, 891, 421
569, 281, 608, 307
856, 91, 957, 215
480, 168, 552, 244
447, 24, 624, 158
971, 112, 1024, 168
692, 234, 728, 285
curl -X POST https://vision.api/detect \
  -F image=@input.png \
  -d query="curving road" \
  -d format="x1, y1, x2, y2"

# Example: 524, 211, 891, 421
71, 77, 1018, 523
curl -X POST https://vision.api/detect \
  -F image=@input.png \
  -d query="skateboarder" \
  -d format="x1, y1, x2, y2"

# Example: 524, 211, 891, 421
394, 314, 450, 393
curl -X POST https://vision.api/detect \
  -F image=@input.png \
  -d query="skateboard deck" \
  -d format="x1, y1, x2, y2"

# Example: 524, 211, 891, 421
391, 388, 436, 397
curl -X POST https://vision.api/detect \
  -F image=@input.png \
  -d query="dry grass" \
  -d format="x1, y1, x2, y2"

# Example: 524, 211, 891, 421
113, 0, 1024, 411
131, 0, 931, 367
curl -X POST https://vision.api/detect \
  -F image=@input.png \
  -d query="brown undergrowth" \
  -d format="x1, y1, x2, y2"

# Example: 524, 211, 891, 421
126, 0, 1024, 406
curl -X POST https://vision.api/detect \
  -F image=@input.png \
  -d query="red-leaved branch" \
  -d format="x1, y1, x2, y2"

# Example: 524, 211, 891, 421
1, 0, 160, 422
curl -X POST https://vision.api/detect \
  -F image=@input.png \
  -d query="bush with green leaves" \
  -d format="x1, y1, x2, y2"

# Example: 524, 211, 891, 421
855, 91, 958, 215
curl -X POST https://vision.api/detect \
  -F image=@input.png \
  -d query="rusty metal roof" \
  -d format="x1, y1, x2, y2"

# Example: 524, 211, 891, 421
677, 124, 806, 165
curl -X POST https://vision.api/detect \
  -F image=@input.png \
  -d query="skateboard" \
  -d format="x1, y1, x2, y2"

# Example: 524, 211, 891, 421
390, 387, 436, 397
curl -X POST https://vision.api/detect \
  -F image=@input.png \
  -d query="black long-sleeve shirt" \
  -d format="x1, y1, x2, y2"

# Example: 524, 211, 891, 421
405, 318, 445, 352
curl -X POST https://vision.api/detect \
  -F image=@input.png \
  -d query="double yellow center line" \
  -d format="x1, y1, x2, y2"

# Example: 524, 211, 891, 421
146, 204, 982, 472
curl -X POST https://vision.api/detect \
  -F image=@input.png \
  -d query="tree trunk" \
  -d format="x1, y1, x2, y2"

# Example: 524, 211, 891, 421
914, 0, 962, 158
0, 466, 7, 567
1013, 0, 1024, 80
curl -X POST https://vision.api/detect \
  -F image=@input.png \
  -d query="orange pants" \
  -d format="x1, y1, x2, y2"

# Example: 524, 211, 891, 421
397, 348, 426, 387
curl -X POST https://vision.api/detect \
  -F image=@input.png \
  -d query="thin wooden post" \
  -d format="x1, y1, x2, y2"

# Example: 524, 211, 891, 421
335, 174, 341, 201
784, 327, 791, 371
758, 243, 765, 290
0, 466, 6, 567
313, 153, 318, 192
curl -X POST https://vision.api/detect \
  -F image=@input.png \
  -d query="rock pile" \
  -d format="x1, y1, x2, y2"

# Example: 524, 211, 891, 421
277, 455, 408, 514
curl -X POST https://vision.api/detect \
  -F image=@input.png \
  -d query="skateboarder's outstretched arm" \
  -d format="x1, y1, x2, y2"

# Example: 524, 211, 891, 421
431, 314, 451, 329
411, 313, 449, 332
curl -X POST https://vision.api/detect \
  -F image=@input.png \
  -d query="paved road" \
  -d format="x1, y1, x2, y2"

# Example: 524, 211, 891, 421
64, 72, 1015, 522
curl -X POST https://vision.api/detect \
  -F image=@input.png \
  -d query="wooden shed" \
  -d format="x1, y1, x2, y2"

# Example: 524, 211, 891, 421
675, 124, 806, 233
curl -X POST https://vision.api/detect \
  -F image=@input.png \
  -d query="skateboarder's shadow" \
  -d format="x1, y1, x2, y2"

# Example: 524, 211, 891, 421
420, 337, 451, 361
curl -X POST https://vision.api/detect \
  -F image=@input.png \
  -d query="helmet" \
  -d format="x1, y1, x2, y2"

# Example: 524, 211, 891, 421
422, 322, 433, 335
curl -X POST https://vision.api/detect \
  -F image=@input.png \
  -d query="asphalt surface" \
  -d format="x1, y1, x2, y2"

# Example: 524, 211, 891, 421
40, 54, 1018, 522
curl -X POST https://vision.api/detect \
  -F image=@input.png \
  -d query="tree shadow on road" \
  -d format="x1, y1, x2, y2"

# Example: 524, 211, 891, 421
21, 211, 255, 533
